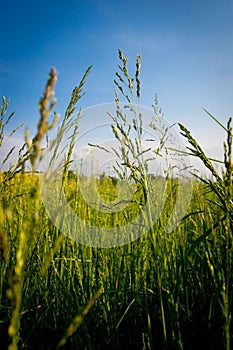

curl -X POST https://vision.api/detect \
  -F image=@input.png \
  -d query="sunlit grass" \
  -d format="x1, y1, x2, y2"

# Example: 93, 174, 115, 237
0, 51, 232, 349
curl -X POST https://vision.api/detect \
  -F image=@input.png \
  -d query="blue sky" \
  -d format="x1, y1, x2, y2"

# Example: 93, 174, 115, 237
1, 0, 233, 171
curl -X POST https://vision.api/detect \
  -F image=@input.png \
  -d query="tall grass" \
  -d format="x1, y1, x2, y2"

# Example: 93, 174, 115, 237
0, 50, 232, 350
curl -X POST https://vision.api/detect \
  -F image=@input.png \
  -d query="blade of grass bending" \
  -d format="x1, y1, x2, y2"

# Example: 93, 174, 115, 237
2, 146, 15, 165
56, 286, 104, 349
106, 298, 135, 346
202, 108, 233, 136
186, 218, 224, 257
167, 147, 224, 164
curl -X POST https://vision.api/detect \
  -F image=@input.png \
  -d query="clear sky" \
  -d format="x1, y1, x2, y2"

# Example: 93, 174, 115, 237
1, 0, 233, 172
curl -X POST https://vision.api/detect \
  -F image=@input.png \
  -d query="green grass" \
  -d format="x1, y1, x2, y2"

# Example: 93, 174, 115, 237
0, 51, 232, 349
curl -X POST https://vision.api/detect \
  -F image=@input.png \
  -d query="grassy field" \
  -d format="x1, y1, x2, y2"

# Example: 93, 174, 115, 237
0, 51, 232, 349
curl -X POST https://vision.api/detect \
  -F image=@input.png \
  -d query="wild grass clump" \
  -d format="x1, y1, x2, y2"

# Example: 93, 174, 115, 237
178, 116, 233, 350
0, 50, 232, 350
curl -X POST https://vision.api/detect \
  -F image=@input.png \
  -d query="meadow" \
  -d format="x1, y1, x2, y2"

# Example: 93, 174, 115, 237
0, 51, 232, 349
